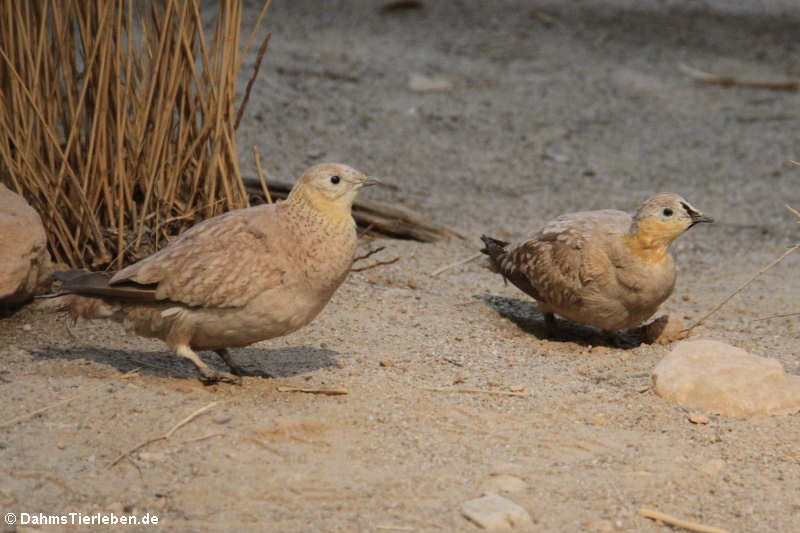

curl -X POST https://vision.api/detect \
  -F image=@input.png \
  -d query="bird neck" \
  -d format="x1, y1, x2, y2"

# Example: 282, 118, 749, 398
287, 185, 355, 228
623, 219, 677, 264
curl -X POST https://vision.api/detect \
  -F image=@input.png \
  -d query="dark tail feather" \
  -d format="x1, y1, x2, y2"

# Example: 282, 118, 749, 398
54, 269, 157, 303
54, 270, 112, 291
480, 235, 509, 275
480, 235, 509, 258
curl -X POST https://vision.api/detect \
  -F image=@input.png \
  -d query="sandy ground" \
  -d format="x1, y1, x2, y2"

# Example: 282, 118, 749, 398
2, 0, 800, 531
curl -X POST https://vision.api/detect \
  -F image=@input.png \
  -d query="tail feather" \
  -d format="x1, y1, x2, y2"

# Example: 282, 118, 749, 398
480, 235, 509, 273
54, 269, 157, 303
49, 269, 155, 321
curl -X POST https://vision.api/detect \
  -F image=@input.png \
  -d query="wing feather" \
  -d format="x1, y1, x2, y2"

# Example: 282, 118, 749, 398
110, 205, 288, 308
500, 210, 631, 308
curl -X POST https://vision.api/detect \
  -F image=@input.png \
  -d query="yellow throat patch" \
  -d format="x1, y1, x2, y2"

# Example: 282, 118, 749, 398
290, 185, 355, 226
622, 218, 684, 264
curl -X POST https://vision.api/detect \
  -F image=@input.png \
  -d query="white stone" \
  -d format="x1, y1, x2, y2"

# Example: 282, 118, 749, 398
0, 183, 52, 304
461, 493, 533, 531
408, 73, 454, 92
652, 339, 800, 417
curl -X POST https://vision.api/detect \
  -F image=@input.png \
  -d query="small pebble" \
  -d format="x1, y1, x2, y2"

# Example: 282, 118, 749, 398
699, 458, 726, 477
688, 412, 710, 424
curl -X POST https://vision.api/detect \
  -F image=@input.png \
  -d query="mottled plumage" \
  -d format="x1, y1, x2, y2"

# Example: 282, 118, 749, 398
481, 193, 712, 338
55, 163, 373, 383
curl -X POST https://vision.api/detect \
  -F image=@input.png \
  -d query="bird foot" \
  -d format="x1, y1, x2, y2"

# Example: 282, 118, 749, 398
198, 368, 243, 386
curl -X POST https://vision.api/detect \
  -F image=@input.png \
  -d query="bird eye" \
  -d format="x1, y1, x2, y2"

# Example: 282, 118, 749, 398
662, 208, 673, 217
330, 175, 341, 185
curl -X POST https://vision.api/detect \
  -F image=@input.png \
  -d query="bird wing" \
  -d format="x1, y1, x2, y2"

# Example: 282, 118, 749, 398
505, 210, 631, 307
110, 204, 289, 308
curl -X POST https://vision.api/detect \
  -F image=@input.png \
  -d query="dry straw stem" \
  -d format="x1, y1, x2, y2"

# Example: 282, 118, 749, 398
0, 1, 271, 269
430, 252, 483, 276
786, 203, 800, 221
683, 244, 799, 334
252, 146, 272, 204
678, 63, 798, 91
684, 204, 800, 334
639, 508, 729, 533
0, 369, 139, 430
276, 385, 349, 395
108, 400, 223, 468
420, 386, 530, 397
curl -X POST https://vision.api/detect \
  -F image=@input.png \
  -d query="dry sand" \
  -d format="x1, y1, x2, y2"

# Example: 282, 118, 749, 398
2, 1, 799, 531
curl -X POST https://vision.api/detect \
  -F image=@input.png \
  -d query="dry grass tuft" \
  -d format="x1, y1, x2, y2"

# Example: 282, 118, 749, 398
0, 0, 270, 269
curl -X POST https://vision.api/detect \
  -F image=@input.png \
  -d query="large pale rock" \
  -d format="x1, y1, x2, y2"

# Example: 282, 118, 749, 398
461, 493, 533, 531
652, 339, 800, 417
0, 183, 52, 304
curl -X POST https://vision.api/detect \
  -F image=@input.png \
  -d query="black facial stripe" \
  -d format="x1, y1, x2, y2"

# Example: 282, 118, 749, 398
680, 201, 697, 216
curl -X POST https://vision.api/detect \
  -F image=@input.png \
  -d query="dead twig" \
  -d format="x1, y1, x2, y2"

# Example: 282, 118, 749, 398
180, 432, 225, 446
678, 63, 798, 91
420, 386, 530, 397
350, 245, 399, 272
276, 385, 348, 395
358, 223, 376, 238
235, 32, 271, 129
350, 257, 401, 272
755, 312, 800, 321
275, 66, 360, 83
381, 1, 423, 13
750, 204, 800, 322
108, 400, 222, 468
430, 252, 483, 276
639, 508, 729, 533
353, 246, 386, 263
0, 369, 139, 430
682, 244, 799, 334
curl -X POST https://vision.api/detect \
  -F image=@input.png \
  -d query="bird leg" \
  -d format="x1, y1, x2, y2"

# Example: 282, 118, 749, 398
544, 312, 558, 337
175, 345, 242, 385
215, 348, 246, 376
606, 331, 624, 348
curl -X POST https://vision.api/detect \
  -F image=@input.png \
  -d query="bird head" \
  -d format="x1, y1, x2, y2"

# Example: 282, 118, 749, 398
288, 163, 375, 221
628, 193, 713, 256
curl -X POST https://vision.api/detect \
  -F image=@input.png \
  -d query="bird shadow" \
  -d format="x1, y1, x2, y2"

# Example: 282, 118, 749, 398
475, 294, 642, 348
29, 345, 340, 380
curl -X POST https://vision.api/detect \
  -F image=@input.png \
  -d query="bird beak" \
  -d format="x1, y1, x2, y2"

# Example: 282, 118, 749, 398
681, 201, 713, 226
690, 212, 714, 225
361, 177, 380, 187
